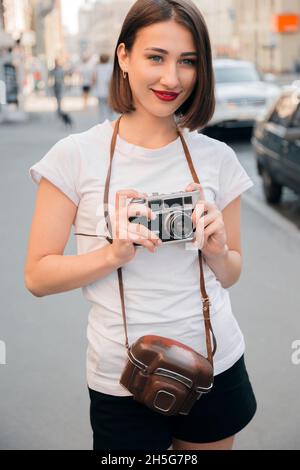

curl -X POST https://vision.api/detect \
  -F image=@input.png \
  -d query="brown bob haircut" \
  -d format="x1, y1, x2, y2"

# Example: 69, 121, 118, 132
108, 0, 215, 131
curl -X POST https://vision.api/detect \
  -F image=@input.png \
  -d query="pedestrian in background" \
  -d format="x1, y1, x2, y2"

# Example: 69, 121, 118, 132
78, 54, 95, 110
93, 53, 114, 122
49, 58, 65, 114
12, 39, 26, 110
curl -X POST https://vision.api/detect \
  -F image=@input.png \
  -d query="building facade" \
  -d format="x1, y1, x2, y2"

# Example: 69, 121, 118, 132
30, 0, 64, 66
2, 0, 31, 39
43, 0, 64, 67
232, 0, 300, 72
78, 0, 134, 57
1, 0, 64, 66
77, 0, 299, 72
195, 0, 300, 72
195, 0, 239, 58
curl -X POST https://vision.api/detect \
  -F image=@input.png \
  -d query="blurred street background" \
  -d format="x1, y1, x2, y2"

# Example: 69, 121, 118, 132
0, 0, 300, 450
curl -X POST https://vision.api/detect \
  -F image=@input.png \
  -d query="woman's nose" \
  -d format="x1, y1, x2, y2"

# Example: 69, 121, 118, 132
159, 64, 181, 90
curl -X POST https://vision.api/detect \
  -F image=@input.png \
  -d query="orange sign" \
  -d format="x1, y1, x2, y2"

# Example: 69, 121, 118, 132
272, 14, 299, 33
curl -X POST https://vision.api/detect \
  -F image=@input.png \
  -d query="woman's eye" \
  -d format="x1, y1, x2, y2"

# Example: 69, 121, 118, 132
148, 56, 196, 66
183, 59, 197, 65
181, 59, 197, 66
148, 55, 163, 63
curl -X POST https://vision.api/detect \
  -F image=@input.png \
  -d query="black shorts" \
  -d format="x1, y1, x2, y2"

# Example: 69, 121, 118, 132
88, 354, 257, 450
82, 85, 91, 93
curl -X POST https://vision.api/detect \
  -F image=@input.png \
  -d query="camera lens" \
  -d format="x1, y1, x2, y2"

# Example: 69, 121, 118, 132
165, 211, 193, 239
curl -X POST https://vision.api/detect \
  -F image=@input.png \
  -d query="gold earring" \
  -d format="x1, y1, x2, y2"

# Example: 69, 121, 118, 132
123, 70, 127, 79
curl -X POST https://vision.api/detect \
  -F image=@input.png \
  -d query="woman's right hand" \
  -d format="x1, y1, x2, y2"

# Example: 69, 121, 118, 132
109, 189, 162, 266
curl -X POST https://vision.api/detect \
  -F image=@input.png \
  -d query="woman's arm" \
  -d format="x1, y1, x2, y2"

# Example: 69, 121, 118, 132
24, 178, 120, 297
202, 196, 242, 289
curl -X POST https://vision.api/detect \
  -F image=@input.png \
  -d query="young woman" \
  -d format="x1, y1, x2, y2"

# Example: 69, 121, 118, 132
25, 0, 257, 451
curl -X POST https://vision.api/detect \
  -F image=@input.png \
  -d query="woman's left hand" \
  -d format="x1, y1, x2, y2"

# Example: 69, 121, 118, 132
185, 182, 228, 259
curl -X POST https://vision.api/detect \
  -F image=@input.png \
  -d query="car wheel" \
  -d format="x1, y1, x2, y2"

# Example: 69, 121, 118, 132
262, 168, 282, 204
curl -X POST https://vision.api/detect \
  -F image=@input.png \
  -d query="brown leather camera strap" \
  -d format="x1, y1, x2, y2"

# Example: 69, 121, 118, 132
104, 114, 216, 365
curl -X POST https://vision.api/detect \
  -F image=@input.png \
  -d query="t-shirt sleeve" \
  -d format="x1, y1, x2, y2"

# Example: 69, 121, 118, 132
217, 144, 254, 211
28, 135, 80, 206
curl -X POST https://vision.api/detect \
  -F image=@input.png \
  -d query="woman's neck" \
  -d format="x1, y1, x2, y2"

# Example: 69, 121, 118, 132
113, 112, 179, 149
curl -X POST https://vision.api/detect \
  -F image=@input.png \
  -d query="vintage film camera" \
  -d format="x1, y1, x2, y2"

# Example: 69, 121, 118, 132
128, 190, 201, 244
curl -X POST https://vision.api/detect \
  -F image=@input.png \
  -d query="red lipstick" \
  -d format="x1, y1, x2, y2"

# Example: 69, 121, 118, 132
151, 89, 180, 101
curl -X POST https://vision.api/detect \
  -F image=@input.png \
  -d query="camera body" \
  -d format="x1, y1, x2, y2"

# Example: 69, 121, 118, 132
128, 190, 200, 244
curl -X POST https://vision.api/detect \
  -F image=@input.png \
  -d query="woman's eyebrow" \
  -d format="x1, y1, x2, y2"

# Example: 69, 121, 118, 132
144, 47, 198, 57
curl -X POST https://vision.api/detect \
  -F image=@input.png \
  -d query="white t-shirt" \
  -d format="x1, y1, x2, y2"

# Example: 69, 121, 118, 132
29, 119, 254, 396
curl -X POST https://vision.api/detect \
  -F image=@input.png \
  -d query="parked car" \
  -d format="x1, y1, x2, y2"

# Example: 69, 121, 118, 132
206, 59, 281, 130
251, 83, 300, 204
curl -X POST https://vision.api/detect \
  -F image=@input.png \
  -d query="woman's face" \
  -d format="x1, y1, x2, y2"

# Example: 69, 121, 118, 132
117, 20, 198, 118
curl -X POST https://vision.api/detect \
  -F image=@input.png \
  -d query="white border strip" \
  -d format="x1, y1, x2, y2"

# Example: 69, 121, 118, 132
0, 340, 6, 365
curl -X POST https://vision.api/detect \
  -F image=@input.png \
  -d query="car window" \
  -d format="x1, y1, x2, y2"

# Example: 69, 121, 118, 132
269, 94, 299, 127
290, 103, 300, 128
214, 66, 260, 83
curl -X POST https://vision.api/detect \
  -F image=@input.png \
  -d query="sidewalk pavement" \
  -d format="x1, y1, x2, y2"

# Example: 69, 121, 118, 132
24, 93, 99, 113
0, 92, 99, 124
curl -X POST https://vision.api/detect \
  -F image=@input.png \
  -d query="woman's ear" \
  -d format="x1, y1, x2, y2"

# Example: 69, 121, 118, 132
116, 43, 129, 73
